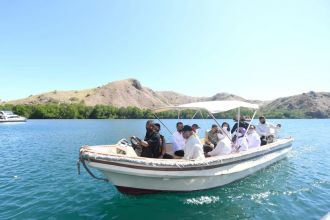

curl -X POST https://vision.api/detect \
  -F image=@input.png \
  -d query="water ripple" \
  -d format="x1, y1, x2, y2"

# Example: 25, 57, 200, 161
1, 119, 330, 220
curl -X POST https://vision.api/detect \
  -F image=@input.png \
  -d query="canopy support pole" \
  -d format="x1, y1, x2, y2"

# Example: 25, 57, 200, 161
208, 111, 232, 143
237, 107, 240, 133
153, 113, 173, 135
243, 110, 258, 139
192, 111, 199, 119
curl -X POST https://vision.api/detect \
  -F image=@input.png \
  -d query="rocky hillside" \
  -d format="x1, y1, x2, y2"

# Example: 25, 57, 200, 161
6, 79, 248, 109
263, 91, 330, 118
4, 79, 330, 118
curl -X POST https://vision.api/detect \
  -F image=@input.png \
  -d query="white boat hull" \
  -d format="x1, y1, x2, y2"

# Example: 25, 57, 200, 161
0, 118, 26, 123
0, 111, 26, 123
81, 138, 293, 194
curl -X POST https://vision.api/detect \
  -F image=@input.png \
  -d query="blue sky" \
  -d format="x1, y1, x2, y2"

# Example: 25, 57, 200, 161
1, 0, 329, 101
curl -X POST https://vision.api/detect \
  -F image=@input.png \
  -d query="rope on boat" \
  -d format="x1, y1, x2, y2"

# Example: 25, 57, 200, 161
77, 147, 109, 182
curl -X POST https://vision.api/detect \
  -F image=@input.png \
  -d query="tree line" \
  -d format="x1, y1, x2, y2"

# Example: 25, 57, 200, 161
0, 103, 311, 119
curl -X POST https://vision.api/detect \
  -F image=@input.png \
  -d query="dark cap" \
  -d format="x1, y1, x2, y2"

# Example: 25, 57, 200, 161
212, 124, 218, 128
182, 125, 192, 132
192, 124, 200, 129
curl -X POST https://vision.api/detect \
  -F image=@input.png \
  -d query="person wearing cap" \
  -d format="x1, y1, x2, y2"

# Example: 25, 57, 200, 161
256, 116, 281, 145
139, 120, 161, 158
191, 123, 203, 145
204, 124, 220, 148
182, 125, 205, 160
231, 115, 249, 134
192, 124, 200, 134
207, 129, 232, 157
172, 122, 185, 157
247, 125, 261, 149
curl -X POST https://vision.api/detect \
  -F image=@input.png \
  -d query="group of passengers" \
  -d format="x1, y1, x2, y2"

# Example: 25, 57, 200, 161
136, 116, 281, 160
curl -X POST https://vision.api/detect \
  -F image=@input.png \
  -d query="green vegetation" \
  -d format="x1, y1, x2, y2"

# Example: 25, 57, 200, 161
0, 103, 314, 119
259, 109, 309, 119
0, 104, 152, 119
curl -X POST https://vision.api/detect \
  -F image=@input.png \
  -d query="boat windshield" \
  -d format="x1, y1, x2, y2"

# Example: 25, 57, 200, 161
7, 115, 20, 118
3, 111, 15, 115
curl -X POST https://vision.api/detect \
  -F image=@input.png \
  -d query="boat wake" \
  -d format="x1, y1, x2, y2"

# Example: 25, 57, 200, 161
184, 196, 220, 205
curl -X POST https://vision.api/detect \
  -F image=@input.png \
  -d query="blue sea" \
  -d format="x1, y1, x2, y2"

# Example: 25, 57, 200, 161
1, 119, 329, 220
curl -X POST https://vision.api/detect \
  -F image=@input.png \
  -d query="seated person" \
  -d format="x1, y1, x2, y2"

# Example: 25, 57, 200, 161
192, 124, 200, 137
256, 116, 281, 145
182, 125, 205, 160
221, 122, 231, 133
204, 124, 220, 148
220, 122, 232, 140
154, 123, 167, 158
203, 124, 220, 153
138, 120, 161, 158
207, 130, 232, 157
247, 125, 261, 149
231, 115, 249, 134
172, 122, 185, 157
234, 127, 249, 152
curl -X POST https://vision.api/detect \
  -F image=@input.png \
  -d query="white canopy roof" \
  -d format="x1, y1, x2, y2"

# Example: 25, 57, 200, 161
153, 100, 259, 114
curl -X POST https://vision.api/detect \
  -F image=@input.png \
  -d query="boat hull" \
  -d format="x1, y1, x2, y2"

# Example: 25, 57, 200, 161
85, 139, 293, 194
0, 119, 26, 123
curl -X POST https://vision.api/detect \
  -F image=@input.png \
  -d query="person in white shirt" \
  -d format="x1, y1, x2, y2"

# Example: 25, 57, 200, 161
234, 127, 249, 152
247, 125, 261, 149
256, 116, 281, 145
207, 130, 232, 157
182, 125, 205, 160
192, 124, 200, 136
172, 122, 185, 157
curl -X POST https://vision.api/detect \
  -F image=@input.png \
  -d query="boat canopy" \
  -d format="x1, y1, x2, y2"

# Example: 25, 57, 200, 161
153, 100, 259, 114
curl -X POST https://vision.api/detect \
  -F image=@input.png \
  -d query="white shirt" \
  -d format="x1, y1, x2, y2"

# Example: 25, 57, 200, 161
256, 122, 278, 137
247, 131, 261, 149
183, 134, 205, 160
172, 131, 185, 152
236, 136, 249, 152
208, 137, 232, 156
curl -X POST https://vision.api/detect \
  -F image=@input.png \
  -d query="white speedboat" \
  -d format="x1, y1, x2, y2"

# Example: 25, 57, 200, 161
0, 111, 26, 123
78, 101, 293, 194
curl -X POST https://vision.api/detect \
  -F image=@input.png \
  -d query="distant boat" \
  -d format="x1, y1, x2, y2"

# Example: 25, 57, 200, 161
78, 100, 294, 195
0, 111, 27, 123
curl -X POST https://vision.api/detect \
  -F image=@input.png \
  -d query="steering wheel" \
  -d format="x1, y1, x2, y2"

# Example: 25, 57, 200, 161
130, 136, 142, 148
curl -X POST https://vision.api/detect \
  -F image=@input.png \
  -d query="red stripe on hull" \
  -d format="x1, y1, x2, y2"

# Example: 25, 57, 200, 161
115, 186, 162, 195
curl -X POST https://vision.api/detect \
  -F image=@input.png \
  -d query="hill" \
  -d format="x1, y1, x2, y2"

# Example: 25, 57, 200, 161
6, 79, 248, 108
3, 79, 330, 118
263, 91, 330, 118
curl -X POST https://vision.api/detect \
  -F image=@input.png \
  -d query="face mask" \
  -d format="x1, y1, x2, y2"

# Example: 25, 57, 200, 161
217, 133, 225, 140
223, 126, 228, 131
195, 129, 199, 134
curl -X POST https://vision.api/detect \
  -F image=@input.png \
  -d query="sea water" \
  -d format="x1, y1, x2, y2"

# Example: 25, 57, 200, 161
1, 119, 329, 219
